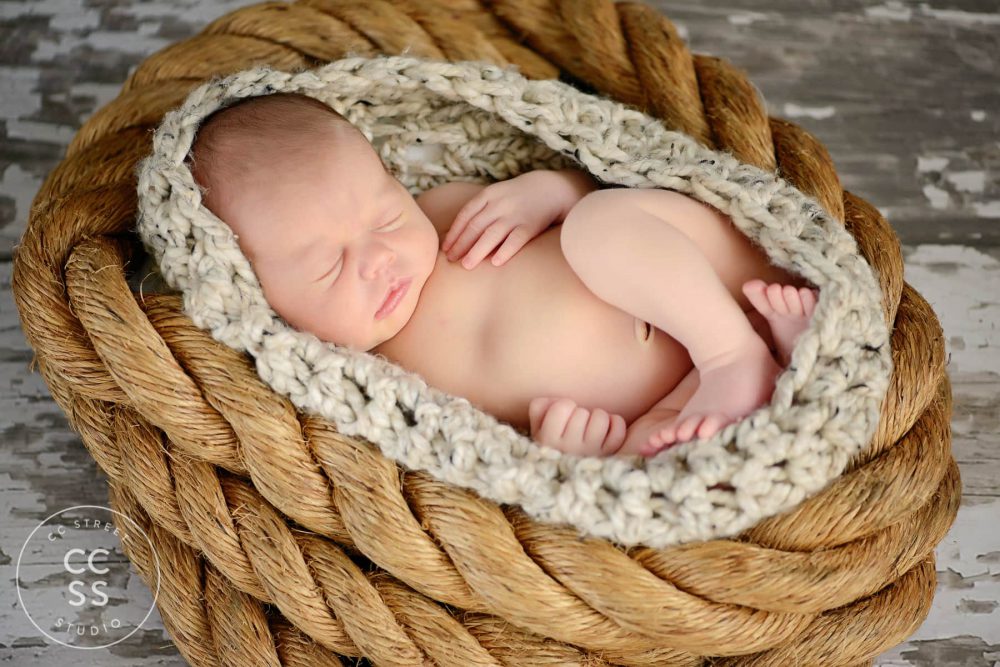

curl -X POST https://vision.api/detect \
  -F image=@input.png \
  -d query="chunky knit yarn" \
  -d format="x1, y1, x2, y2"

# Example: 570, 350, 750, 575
135, 54, 891, 548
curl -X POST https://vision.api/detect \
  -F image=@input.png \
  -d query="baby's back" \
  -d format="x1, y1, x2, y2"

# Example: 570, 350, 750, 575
389, 225, 693, 433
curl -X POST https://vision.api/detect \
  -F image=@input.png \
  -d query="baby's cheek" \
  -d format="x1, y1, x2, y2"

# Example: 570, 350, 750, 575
423, 226, 440, 263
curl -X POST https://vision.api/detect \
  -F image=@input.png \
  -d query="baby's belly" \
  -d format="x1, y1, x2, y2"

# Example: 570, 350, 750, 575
476, 227, 692, 433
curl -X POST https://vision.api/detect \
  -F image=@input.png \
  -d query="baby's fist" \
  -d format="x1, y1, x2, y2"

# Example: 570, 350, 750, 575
528, 397, 627, 457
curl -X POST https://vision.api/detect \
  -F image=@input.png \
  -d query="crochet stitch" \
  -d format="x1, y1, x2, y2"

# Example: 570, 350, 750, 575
135, 54, 892, 548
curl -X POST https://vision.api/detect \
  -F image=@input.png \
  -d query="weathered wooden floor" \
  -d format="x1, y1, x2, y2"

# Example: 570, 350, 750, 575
1, 0, 998, 665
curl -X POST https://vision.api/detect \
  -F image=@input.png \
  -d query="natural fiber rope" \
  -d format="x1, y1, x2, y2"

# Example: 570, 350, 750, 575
10, 0, 957, 664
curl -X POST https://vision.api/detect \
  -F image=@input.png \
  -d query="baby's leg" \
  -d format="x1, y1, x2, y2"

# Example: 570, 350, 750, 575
561, 190, 782, 445
641, 281, 819, 453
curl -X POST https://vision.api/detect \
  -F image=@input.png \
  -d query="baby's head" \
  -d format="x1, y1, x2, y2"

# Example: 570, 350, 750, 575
189, 92, 438, 352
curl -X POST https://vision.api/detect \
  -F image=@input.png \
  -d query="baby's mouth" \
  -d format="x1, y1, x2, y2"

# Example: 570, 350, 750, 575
376, 277, 411, 320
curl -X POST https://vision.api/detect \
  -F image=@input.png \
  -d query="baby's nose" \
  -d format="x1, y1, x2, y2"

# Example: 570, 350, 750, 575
362, 242, 395, 278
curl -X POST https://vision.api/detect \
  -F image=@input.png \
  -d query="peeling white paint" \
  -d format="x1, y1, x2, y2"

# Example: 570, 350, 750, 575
0, 69, 77, 144
35, 30, 173, 59
1, 165, 44, 231
972, 200, 1000, 218
0, 66, 41, 121
945, 170, 987, 193
727, 11, 770, 26
0, 0, 91, 20
911, 499, 1000, 644
904, 244, 1000, 376
119, 0, 249, 22
922, 183, 951, 209
782, 102, 836, 120
917, 156, 950, 173
7, 120, 78, 145
919, 3, 1000, 26
864, 1, 913, 22
49, 2, 101, 31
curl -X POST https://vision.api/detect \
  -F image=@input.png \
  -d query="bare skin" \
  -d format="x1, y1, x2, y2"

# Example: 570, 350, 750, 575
529, 279, 818, 456
193, 96, 818, 459
637, 280, 818, 454
547, 188, 815, 456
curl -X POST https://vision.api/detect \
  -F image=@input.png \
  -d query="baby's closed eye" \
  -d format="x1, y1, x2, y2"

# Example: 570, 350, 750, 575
379, 213, 404, 230
315, 213, 406, 284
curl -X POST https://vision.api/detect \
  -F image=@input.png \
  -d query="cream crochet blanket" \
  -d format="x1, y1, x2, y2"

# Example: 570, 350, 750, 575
135, 54, 892, 548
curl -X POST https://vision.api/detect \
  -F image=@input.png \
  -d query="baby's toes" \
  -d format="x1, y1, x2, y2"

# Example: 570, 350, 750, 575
641, 425, 679, 456
640, 434, 665, 456
741, 279, 773, 316
696, 414, 729, 439
657, 423, 680, 446
800, 287, 818, 316
783, 285, 804, 316
765, 283, 790, 315
675, 414, 706, 442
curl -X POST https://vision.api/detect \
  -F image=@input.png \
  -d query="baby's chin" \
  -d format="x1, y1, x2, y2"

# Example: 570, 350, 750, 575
366, 302, 413, 355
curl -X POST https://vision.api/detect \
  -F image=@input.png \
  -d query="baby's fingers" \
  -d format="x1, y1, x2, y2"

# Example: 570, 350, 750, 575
459, 222, 510, 269
489, 225, 531, 267
574, 407, 627, 456
534, 398, 577, 444
443, 196, 488, 252
584, 410, 627, 456
528, 396, 556, 436
445, 213, 498, 265
564, 406, 592, 444
603, 415, 628, 454
583, 408, 611, 447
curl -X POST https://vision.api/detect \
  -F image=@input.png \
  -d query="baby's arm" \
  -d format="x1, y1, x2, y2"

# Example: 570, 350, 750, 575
546, 169, 603, 223
444, 168, 600, 269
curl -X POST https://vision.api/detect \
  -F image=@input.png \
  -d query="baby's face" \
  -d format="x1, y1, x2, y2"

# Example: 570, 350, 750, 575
216, 130, 439, 351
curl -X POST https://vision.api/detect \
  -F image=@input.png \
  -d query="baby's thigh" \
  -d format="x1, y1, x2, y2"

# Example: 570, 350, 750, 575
624, 189, 809, 303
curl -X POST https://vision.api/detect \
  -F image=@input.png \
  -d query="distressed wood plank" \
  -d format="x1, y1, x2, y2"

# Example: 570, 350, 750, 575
649, 0, 1000, 247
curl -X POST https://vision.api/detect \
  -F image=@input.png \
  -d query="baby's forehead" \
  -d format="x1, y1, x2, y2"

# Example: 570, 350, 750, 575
236, 183, 380, 253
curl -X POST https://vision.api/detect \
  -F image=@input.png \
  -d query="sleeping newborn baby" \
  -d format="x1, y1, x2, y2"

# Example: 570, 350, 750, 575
189, 92, 818, 458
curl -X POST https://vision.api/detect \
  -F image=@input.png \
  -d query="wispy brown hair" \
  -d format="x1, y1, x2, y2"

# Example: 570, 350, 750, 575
188, 92, 372, 213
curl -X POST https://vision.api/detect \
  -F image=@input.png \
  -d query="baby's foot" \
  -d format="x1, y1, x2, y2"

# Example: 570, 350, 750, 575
742, 279, 819, 366
639, 413, 681, 455
624, 409, 681, 456
645, 339, 782, 453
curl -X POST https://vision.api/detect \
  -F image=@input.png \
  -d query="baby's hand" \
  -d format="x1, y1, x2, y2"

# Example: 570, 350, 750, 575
528, 397, 627, 457
442, 172, 564, 269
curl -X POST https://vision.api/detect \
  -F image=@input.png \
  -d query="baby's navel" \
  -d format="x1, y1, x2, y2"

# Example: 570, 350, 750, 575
634, 317, 654, 344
